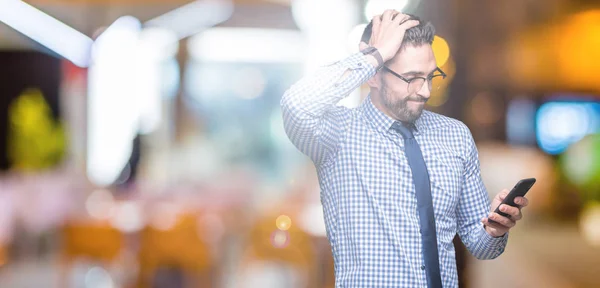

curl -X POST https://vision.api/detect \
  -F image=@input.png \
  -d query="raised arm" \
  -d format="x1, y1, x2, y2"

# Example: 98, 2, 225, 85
280, 53, 376, 165
281, 10, 420, 166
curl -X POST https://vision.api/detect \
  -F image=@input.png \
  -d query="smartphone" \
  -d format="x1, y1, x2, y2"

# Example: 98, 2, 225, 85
491, 178, 536, 220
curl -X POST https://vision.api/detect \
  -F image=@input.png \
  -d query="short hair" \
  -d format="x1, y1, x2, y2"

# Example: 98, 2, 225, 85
360, 14, 435, 50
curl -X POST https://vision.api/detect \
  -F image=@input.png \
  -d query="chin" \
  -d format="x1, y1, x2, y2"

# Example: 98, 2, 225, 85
398, 107, 424, 123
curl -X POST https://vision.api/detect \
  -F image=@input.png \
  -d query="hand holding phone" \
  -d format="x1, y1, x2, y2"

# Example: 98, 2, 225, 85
495, 178, 535, 217
487, 178, 535, 227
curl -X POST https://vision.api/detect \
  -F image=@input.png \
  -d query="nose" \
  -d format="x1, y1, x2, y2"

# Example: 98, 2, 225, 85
417, 80, 431, 99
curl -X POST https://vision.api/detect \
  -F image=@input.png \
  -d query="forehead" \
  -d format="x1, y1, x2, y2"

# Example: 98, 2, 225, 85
387, 44, 437, 74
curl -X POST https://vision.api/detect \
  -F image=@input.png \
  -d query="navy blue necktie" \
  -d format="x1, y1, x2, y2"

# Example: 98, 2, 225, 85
392, 121, 442, 288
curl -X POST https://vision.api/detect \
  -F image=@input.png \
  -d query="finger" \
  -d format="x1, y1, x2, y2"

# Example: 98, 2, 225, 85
372, 15, 382, 26
489, 212, 516, 228
481, 217, 505, 231
381, 9, 395, 22
515, 196, 529, 207
399, 19, 420, 30
498, 189, 510, 201
371, 15, 382, 43
393, 12, 409, 24
499, 204, 521, 219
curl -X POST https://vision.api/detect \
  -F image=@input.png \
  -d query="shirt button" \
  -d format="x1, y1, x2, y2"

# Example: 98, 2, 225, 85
420, 265, 425, 270
357, 63, 362, 66
334, 83, 340, 87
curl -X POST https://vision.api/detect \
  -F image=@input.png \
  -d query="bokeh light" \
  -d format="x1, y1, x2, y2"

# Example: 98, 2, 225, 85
560, 134, 600, 199
149, 203, 180, 231
470, 91, 502, 126
364, 0, 410, 21
579, 202, 600, 247
85, 189, 115, 220
84, 266, 115, 288
270, 229, 290, 249
109, 201, 144, 233
536, 102, 599, 155
275, 215, 292, 231
432, 35, 450, 67
427, 56, 455, 107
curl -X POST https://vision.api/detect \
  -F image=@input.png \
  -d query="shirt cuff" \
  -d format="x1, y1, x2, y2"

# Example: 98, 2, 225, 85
478, 225, 509, 254
337, 52, 377, 74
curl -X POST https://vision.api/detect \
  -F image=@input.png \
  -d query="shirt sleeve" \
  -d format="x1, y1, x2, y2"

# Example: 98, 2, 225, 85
280, 52, 376, 166
456, 124, 509, 260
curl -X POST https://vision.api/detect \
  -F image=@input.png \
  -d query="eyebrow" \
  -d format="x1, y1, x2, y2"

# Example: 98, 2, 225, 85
401, 68, 438, 77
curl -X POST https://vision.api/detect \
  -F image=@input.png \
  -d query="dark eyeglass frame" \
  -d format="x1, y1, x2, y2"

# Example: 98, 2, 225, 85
382, 66, 447, 92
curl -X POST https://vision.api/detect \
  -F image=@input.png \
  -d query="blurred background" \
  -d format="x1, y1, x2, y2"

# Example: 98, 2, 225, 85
0, 0, 599, 287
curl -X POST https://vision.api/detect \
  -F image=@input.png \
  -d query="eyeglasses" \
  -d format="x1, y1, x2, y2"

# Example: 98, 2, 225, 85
382, 66, 447, 94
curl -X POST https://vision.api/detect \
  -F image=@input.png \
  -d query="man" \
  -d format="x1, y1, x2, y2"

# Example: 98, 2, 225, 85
281, 11, 530, 288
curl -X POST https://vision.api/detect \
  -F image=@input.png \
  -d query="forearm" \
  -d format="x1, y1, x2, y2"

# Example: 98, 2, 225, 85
280, 52, 378, 118
464, 224, 509, 260
280, 52, 378, 164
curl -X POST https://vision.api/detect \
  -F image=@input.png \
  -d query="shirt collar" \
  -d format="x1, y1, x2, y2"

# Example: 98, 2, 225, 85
361, 94, 427, 135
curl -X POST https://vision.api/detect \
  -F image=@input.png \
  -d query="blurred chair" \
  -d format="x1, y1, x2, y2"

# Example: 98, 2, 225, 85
60, 220, 124, 287
0, 243, 6, 268
237, 211, 318, 288
136, 213, 214, 288
320, 245, 335, 288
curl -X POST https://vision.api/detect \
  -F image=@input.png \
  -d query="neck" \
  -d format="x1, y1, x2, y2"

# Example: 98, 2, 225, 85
370, 90, 407, 123
370, 90, 394, 120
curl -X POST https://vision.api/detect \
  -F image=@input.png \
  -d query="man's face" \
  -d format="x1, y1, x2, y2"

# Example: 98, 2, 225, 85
378, 44, 437, 123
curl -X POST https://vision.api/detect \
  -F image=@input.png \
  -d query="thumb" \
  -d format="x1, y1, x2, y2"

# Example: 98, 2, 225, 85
498, 189, 510, 201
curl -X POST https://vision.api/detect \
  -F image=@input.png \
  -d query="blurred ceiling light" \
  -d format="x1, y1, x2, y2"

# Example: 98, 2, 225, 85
87, 16, 142, 187
364, 0, 410, 21
188, 28, 306, 63
292, 0, 356, 33
0, 0, 93, 67
347, 23, 368, 53
137, 27, 179, 61
145, 0, 233, 40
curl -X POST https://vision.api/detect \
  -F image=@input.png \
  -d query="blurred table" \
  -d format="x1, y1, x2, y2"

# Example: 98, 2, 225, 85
468, 220, 600, 288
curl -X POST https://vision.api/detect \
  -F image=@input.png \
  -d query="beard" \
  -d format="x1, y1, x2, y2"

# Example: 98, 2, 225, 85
380, 79, 427, 123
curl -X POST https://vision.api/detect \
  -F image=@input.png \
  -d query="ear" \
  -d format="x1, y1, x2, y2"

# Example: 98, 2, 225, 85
366, 72, 381, 90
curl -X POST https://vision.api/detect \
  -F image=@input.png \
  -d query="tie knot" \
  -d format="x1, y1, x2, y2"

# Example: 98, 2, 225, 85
392, 121, 414, 139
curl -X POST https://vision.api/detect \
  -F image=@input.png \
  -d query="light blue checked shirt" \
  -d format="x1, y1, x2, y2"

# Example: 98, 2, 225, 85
281, 52, 509, 288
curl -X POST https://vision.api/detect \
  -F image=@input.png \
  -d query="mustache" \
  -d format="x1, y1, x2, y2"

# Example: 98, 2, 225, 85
403, 95, 428, 103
